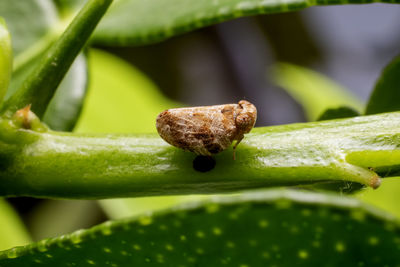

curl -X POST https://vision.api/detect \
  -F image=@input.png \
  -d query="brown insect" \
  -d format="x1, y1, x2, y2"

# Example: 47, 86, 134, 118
156, 100, 257, 158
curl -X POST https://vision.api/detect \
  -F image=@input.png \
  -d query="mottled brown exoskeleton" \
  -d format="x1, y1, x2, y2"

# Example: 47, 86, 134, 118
156, 100, 257, 158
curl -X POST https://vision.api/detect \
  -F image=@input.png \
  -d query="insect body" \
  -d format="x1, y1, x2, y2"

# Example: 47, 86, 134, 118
156, 100, 257, 157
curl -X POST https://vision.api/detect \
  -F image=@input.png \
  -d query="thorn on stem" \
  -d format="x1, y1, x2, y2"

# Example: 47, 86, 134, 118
370, 175, 381, 189
14, 104, 33, 129
367, 167, 381, 189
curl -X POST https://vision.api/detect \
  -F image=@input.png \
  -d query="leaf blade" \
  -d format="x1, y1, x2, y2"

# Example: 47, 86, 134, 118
74, 49, 179, 134
365, 55, 400, 115
0, 0, 57, 57
1, 190, 399, 266
42, 53, 88, 131
317, 106, 360, 121
0, 199, 31, 251
92, 0, 400, 46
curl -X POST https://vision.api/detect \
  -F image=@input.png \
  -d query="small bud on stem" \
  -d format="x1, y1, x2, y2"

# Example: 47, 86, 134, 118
12, 104, 48, 132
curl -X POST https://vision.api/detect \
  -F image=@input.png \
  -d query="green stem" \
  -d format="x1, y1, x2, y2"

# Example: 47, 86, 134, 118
0, 0, 113, 118
2, 112, 400, 199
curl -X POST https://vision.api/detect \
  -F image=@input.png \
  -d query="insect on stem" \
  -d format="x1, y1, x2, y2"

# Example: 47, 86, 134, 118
156, 100, 257, 159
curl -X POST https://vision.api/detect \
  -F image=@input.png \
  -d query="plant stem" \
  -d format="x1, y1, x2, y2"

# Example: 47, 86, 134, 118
0, 0, 113, 118
2, 112, 400, 199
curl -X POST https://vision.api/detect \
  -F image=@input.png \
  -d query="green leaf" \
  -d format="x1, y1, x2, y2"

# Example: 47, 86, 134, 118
0, 0, 113, 118
317, 106, 360, 121
0, 0, 59, 83
42, 53, 88, 131
365, 55, 400, 115
74, 48, 179, 134
0, 199, 31, 251
0, 0, 58, 100
0, 0, 57, 57
92, 0, 400, 46
1, 190, 400, 266
271, 62, 363, 121
0, 17, 12, 103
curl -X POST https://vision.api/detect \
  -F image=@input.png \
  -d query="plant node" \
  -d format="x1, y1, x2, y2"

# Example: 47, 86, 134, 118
369, 174, 381, 189
12, 104, 47, 132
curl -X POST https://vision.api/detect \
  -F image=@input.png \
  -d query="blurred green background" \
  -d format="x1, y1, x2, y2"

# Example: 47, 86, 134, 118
1, 0, 400, 251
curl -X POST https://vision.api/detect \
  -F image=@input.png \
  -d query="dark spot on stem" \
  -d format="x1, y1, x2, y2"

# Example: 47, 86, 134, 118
193, 156, 216, 172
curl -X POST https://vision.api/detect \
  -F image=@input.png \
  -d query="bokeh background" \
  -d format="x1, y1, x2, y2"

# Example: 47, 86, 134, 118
101, 5, 400, 125
2, 1, 400, 249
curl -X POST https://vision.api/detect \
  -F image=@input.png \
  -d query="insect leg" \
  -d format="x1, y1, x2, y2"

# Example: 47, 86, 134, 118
232, 135, 244, 160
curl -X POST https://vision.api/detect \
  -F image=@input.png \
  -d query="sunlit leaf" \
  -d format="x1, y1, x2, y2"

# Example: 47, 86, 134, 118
0, 199, 31, 251
271, 62, 362, 121
75, 48, 179, 133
